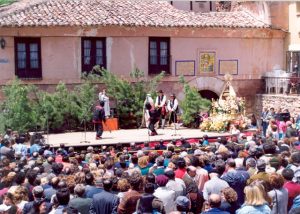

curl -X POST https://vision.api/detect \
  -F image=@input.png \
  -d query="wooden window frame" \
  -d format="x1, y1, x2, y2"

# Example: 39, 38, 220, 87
81, 37, 106, 73
148, 37, 170, 75
14, 37, 42, 79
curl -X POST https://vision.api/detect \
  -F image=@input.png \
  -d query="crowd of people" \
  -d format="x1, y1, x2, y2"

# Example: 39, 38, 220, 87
0, 122, 300, 214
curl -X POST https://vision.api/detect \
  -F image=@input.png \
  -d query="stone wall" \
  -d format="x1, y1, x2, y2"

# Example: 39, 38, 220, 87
255, 94, 300, 118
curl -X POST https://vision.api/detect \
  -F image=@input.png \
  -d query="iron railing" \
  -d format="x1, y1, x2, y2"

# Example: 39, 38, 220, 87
263, 76, 300, 94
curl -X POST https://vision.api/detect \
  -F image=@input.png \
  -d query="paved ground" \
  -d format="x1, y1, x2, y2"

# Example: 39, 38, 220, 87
44, 127, 231, 148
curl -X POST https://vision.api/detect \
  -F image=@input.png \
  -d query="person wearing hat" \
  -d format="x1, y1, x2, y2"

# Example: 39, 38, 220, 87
175, 196, 191, 213
167, 93, 179, 126
155, 90, 167, 129
154, 175, 176, 213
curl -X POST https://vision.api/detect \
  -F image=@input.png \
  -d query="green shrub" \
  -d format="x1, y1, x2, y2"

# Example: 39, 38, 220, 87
1, 79, 36, 133
180, 76, 211, 126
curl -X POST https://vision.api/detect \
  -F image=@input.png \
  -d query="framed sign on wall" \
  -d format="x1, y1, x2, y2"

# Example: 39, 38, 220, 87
175, 60, 195, 76
219, 59, 238, 75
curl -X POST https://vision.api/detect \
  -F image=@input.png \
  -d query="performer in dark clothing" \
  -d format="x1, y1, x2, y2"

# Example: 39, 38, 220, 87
145, 102, 159, 136
93, 101, 106, 140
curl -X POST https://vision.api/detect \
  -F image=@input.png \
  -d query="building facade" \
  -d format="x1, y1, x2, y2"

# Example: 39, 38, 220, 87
0, 0, 286, 112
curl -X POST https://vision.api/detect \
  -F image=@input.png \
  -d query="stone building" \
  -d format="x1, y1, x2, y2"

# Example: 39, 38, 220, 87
0, 0, 287, 113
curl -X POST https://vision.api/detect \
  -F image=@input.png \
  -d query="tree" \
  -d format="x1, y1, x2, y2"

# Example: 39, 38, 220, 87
90, 66, 164, 128
1, 79, 36, 133
179, 76, 211, 126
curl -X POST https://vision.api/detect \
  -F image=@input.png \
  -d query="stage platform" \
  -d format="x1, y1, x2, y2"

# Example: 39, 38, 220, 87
44, 127, 232, 148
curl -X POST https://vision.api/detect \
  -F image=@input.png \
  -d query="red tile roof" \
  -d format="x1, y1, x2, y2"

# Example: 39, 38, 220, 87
0, 0, 270, 28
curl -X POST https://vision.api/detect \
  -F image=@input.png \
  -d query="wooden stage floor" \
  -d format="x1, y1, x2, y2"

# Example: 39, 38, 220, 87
44, 127, 231, 148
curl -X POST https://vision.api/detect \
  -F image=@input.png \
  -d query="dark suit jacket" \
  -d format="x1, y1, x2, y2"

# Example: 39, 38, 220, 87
69, 197, 92, 214
89, 190, 119, 214
23, 201, 52, 214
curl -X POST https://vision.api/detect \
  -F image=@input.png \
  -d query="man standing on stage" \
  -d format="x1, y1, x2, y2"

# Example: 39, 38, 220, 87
167, 94, 179, 126
93, 101, 106, 140
99, 89, 110, 118
145, 103, 159, 136
155, 90, 167, 129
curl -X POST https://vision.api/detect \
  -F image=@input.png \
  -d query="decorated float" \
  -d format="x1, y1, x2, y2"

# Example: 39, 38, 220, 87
200, 74, 248, 132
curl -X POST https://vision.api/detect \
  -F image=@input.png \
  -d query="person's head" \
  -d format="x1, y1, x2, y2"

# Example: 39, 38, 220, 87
51, 177, 60, 189
26, 170, 38, 186
291, 152, 300, 166
62, 206, 79, 214
158, 90, 163, 95
221, 187, 238, 203
145, 102, 152, 110
52, 163, 64, 175
14, 186, 28, 203
2, 139, 10, 147
128, 171, 142, 191
144, 182, 155, 194
146, 173, 156, 184
85, 173, 94, 185
164, 169, 175, 180
208, 194, 221, 208
176, 196, 190, 212
117, 178, 130, 192
15, 171, 26, 185
209, 168, 220, 178
282, 168, 294, 181
256, 159, 266, 172
246, 158, 256, 169
156, 175, 169, 187
214, 159, 226, 175
32, 186, 44, 199
103, 179, 113, 192
186, 166, 197, 178
263, 143, 277, 155
3, 193, 14, 206
269, 173, 285, 190
226, 158, 236, 169
244, 183, 268, 206
99, 100, 105, 107
56, 188, 70, 206
74, 184, 85, 197
177, 158, 186, 169
156, 156, 164, 167
170, 94, 176, 100
138, 156, 148, 168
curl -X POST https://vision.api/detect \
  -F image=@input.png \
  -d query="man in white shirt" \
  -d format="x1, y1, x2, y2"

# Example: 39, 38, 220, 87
154, 175, 176, 213
167, 94, 179, 126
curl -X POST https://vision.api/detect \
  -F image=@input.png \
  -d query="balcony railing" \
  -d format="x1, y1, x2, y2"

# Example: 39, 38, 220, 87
263, 76, 300, 94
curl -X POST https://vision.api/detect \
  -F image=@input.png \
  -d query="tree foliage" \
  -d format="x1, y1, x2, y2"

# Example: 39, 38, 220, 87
1, 78, 96, 133
179, 76, 211, 126
1, 79, 36, 133
0, 68, 163, 132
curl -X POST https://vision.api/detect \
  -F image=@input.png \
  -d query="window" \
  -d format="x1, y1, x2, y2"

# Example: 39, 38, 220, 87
14, 37, 42, 79
286, 51, 300, 76
81, 37, 106, 73
148, 37, 170, 74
